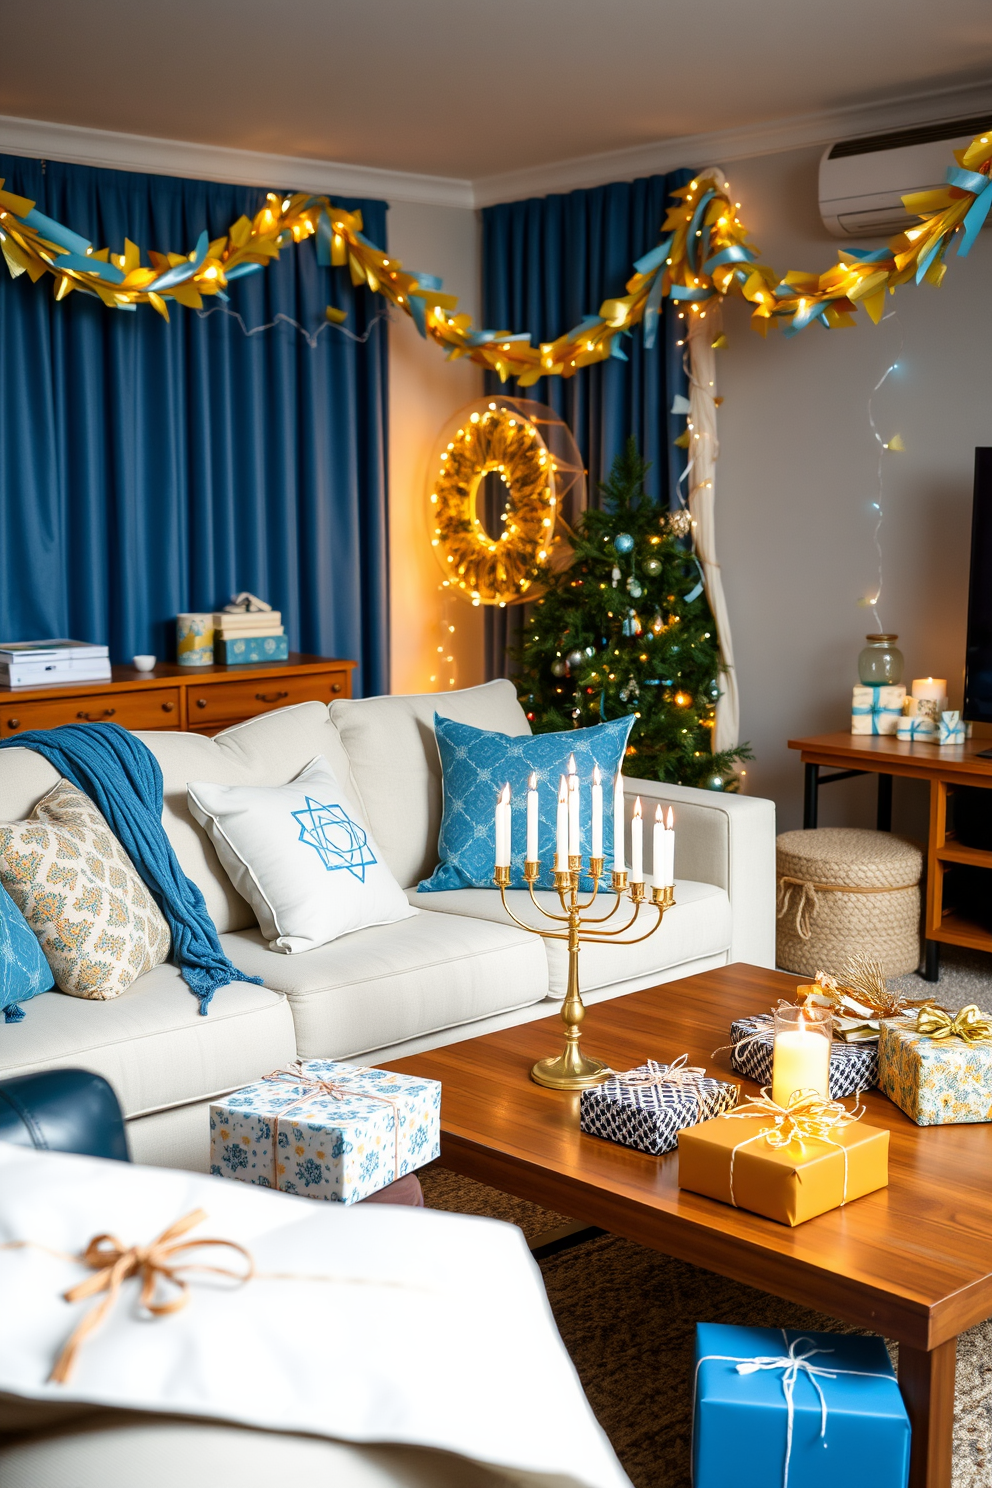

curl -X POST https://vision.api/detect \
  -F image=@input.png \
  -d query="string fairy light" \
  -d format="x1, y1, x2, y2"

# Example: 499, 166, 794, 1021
861, 313, 905, 630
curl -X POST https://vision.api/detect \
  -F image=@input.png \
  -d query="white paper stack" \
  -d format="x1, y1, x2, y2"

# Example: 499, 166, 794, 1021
212, 611, 285, 641
0, 640, 112, 689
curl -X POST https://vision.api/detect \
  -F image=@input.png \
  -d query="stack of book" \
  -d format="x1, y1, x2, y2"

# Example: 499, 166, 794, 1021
213, 610, 288, 665
0, 640, 112, 689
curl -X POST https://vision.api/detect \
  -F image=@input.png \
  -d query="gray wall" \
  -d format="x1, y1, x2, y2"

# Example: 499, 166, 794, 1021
715, 142, 992, 839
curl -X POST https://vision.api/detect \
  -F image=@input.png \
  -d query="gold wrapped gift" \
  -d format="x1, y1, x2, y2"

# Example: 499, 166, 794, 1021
677, 1091, 889, 1226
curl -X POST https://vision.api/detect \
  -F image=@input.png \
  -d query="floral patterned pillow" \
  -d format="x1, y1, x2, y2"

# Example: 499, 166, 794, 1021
0, 780, 171, 1000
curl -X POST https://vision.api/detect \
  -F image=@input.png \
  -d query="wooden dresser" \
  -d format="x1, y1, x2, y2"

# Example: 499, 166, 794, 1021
0, 654, 355, 739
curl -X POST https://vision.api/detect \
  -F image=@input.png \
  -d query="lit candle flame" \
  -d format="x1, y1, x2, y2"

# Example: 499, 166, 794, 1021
567, 753, 577, 775
666, 807, 674, 829
499, 784, 510, 806
593, 763, 601, 785
529, 772, 537, 790
558, 776, 568, 804
655, 804, 663, 822
633, 797, 642, 820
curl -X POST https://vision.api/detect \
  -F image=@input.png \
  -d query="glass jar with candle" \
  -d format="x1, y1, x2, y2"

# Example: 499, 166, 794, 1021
858, 634, 904, 686
771, 1004, 832, 1108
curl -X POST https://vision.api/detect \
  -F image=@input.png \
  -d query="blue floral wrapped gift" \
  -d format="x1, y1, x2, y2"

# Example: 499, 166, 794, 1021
580, 1057, 738, 1155
210, 1059, 441, 1203
693, 1323, 910, 1488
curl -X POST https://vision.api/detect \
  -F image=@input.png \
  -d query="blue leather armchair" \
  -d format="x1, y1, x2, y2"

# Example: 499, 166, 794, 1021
0, 1069, 129, 1162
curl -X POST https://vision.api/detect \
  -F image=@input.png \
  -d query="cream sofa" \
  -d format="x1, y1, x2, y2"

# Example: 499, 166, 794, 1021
0, 680, 775, 1171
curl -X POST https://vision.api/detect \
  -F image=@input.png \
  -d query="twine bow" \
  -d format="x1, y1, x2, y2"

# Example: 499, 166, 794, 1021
914, 1004, 992, 1043
721, 1088, 861, 1208
41, 1208, 253, 1384
614, 1053, 709, 1096
694, 1329, 896, 1488
261, 1061, 402, 1186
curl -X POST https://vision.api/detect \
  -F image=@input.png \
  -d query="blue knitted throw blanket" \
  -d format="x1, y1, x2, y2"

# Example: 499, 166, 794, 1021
0, 723, 262, 1013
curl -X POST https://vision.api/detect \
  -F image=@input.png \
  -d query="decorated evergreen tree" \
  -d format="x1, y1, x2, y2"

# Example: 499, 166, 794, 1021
512, 441, 751, 789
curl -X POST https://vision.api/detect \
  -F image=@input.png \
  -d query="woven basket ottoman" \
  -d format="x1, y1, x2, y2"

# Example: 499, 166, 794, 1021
776, 827, 923, 978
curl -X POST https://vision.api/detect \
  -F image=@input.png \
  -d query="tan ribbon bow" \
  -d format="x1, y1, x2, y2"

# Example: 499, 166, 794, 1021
48, 1208, 253, 1384
915, 1004, 992, 1043
614, 1053, 709, 1094
262, 1061, 402, 1185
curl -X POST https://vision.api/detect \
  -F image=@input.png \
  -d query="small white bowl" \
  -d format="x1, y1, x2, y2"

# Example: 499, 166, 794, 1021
132, 655, 157, 672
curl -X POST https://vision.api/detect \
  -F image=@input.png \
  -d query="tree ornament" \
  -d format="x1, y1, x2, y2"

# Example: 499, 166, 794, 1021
669, 508, 692, 538
613, 532, 635, 554
643, 556, 662, 576
626, 578, 643, 599
565, 648, 585, 670
551, 658, 567, 677
611, 565, 621, 588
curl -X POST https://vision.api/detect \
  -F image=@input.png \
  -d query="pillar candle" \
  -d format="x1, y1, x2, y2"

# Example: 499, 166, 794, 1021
911, 677, 947, 703
526, 772, 539, 861
591, 764, 603, 860
494, 784, 511, 868
567, 754, 580, 859
630, 798, 643, 883
771, 1017, 830, 1107
613, 770, 625, 872
555, 776, 568, 869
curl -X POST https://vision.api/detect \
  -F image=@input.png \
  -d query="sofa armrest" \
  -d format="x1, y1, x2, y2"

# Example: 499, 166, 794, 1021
624, 778, 776, 969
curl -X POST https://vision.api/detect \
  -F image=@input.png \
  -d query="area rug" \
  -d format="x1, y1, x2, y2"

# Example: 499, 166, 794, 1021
419, 1164, 992, 1488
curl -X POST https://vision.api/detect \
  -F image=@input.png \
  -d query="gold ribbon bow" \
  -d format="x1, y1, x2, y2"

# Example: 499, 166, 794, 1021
48, 1208, 253, 1384
914, 1004, 992, 1043
721, 1088, 862, 1208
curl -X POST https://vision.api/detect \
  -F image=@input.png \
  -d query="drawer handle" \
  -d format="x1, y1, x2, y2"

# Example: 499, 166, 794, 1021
162, 701, 175, 712
331, 683, 343, 694
196, 698, 207, 709
7, 718, 19, 730
255, 690, 289, 703
77, 707, 116, 721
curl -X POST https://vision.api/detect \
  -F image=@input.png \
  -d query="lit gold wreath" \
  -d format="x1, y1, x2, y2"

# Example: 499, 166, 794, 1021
430, 402, 560, 605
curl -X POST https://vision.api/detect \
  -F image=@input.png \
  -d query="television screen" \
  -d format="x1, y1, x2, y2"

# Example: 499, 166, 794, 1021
964, 447, 992, 723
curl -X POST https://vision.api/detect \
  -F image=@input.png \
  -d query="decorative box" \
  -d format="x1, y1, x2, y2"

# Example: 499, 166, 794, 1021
895, 715, 936, 742
579, 1059, 738, 1156
210, 1059, 441, 1203
730, 1015, 879, 1097
216, 634, 290, 665
677, 1103, 889, 1225
693, 1323, 911, 1488
176, 612, 214, 667
851, 684, 905, 735
877, 1010, 992, 1125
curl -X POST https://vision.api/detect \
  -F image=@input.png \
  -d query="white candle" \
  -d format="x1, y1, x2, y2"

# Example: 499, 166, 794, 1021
591, 764, 603, 860
771, 1016, 830, 1107
495, 784, 511, 868
613, 769, 625, 872
567, 754, 580, 859
555, 776, 568, 869
912, 677, 947, 703
631, 797, 643, 883
526, 772, 539, 862
664, 806, 675, 886
652, 805, 665, 889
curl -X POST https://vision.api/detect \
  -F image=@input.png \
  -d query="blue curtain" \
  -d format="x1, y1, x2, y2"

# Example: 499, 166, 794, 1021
0, 157, 389, 694
481, 171, 693, 676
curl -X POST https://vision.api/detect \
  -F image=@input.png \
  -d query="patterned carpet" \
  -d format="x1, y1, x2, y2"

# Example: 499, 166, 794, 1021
419, 1159, 992, 1488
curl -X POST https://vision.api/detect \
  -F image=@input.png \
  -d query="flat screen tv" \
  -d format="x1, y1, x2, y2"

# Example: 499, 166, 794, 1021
964, 447, 992, 722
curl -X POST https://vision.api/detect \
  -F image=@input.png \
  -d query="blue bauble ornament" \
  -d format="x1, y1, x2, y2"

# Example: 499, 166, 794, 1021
613, 532, 634, 554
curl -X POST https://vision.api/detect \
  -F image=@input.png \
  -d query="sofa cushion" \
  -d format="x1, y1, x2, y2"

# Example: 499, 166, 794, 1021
329, 679, 530, 890
220, 909, 548, 1059
406, 880, 733, 997
0, 969, 296, 1119
135, 702, 359, 934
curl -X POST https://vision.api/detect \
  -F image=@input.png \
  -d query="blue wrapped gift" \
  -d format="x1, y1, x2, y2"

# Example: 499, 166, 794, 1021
693, 1323, 910, 1488
938, 710, 967, 745
217, 634, 289, 665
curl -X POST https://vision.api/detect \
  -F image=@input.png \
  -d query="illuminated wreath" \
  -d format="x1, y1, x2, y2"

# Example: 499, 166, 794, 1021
429, 398, 584, 606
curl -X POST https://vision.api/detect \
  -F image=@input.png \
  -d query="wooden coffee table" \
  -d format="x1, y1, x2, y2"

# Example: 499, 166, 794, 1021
391, 962, 992, 1488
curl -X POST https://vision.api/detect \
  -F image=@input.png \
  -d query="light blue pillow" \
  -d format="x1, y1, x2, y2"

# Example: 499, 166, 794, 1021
0, 882, 53, 1022
420, 714, 635, 892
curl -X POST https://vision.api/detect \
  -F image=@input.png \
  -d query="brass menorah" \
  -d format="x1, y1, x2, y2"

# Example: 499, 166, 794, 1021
494, 856, 675, 1090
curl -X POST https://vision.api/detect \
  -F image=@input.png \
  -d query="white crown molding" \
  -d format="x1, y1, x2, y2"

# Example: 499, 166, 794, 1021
0, 114, 474, 209
472, 77, 992, 205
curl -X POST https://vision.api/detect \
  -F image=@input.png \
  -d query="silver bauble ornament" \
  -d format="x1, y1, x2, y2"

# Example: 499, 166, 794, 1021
551, 658, 567, 677
643, 556, 662, 576
565, 648, 585, 670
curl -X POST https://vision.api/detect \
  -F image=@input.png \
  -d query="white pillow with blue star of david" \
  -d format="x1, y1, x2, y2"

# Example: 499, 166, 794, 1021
187, 757, 416, 953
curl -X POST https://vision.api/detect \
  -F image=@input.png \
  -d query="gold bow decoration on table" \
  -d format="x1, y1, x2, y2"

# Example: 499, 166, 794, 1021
914, 1004, 992, 1043
2, 126, 992, 367
802, 960, 936, 1042
723, 1088, 862, 1150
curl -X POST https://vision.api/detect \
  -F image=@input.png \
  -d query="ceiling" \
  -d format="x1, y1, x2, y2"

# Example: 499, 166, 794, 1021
3, 0, 992, 183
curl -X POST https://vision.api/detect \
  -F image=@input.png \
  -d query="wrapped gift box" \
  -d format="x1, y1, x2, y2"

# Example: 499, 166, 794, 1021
938, 709, 967, 745
730, 1015, 879, 1097
693, 1323, 911, 1488
210, 1060, 441, 1203
878, 1012, 992, 1125
678, 1107, 889, 1225
851, 684, 905, 736
216, 634, 290, 665
580, 1059, 738, 1156
895, 715, 936, 742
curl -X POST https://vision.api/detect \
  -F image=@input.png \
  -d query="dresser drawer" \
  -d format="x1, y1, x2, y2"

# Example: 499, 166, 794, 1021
187, 670, 349, 728
1, 688, 182, 737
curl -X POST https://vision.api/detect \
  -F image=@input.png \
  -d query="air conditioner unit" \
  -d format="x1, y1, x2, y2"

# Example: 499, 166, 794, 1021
819, 113, 992, 239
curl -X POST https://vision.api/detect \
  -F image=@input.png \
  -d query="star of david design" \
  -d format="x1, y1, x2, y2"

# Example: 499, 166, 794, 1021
291, 797, 377, 881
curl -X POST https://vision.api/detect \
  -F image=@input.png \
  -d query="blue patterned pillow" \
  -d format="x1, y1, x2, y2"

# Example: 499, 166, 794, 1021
0, 882, 53, 1022
420, 714, 635, 892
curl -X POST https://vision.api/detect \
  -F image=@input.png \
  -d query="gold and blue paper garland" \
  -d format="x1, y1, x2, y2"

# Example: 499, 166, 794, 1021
1, 126, 990, 372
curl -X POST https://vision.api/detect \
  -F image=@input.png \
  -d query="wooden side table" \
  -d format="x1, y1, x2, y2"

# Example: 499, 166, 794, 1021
788, 731, 992, 982
0, 654, 355, 739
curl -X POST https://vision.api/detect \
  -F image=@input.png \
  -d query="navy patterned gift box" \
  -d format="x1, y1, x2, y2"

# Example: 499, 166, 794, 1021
730, 1015, 879, 1098
580, 1059, 739, 1156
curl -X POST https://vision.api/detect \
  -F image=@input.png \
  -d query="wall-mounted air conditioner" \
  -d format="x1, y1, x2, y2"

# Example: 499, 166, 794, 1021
819, 113, 992, 239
